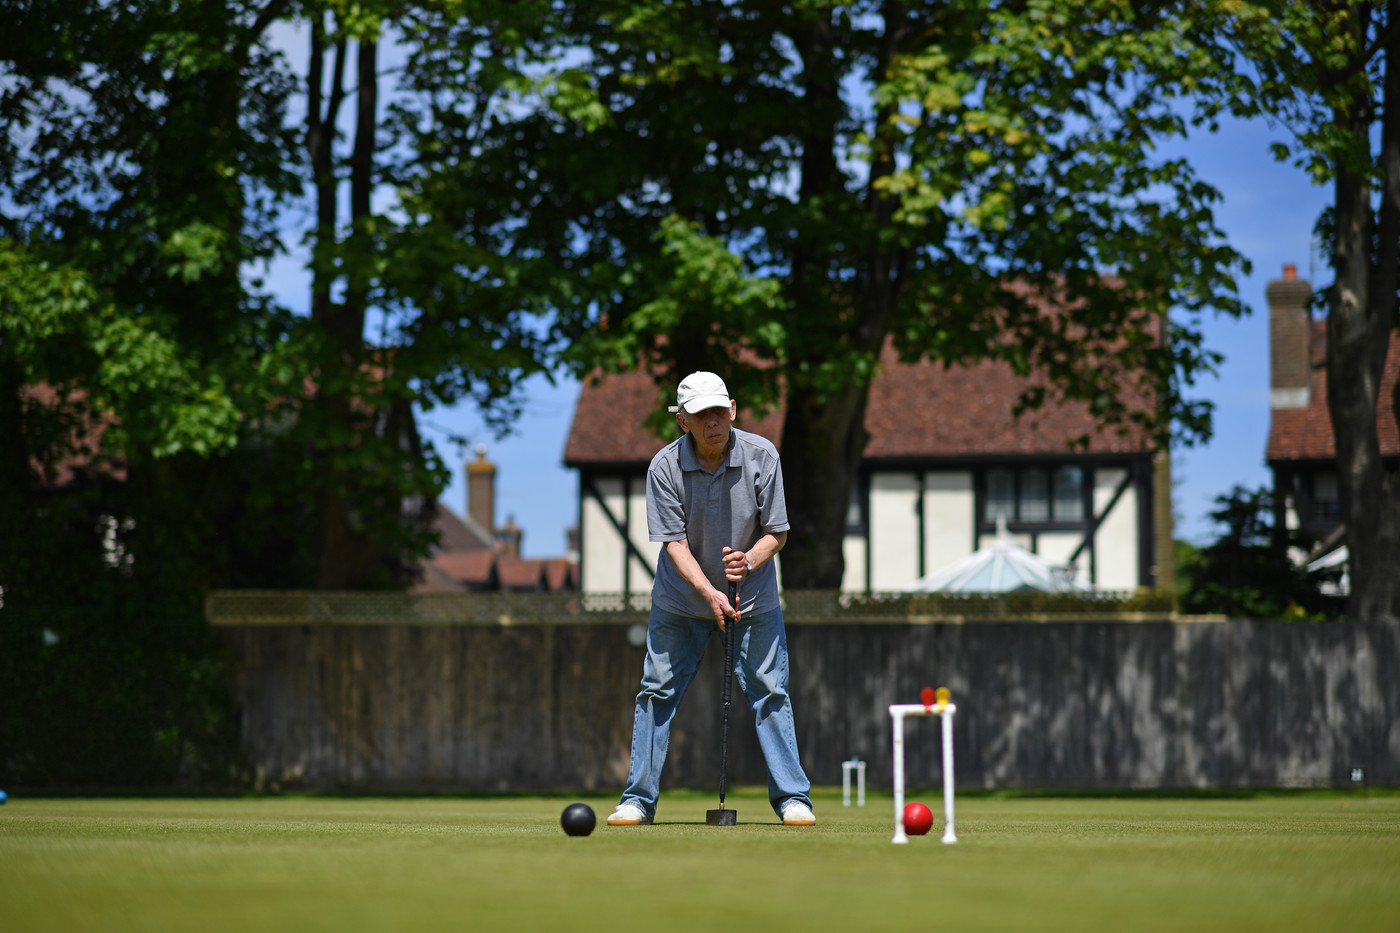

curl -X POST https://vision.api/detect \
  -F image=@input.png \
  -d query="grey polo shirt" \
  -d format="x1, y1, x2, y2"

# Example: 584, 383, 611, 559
647, 427, 789, 619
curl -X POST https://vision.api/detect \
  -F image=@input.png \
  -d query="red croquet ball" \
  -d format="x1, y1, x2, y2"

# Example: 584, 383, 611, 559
903, 802, 934, 836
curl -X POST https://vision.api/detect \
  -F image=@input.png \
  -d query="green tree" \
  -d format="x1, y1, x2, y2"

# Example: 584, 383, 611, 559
290, 0, 565, 586
3, 0, 570, 596
1177, 486, 1343, 619
0, 0, 569, 782
445, 0, 1250, 587
1195, 1, 1400, 622
294, 3, 435, 589
0, 0, 297, 784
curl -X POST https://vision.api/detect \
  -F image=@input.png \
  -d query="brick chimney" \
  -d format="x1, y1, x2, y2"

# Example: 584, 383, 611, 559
466, 445, 496, 536
1266, 263, 1313, 409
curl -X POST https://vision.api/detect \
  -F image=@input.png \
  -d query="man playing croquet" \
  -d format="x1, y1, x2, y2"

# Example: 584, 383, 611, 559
607, 371, 815, 827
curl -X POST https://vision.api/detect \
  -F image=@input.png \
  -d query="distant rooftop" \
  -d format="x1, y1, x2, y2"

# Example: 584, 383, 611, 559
566, 342, 1156, 468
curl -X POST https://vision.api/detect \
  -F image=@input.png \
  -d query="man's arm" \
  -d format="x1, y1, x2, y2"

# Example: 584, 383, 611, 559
722, 530, 787, 583
663, 540, 737, 630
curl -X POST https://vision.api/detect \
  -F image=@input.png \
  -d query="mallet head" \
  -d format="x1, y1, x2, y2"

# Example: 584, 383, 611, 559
706, 808, 738, 826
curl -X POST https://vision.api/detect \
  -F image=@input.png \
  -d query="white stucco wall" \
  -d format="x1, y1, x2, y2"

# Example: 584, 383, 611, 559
581, 478, 657, 594
861, 470, 978, 590
841, 536, 868, 592
1282, 487, 1308, 566
581, 478, 625, 593
923, 472, 974, 579
1035, 532, 1090, 586
869, 473, 921, 590
628, 483, 661, 594
1093, 468, 1139, 589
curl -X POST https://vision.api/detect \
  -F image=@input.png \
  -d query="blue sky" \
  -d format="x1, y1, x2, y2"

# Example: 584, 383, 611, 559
1163, 116, 1331, 544
422, 113, 1332, 558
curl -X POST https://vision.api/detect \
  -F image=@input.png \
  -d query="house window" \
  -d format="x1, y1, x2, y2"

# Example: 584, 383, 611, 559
985, 468, 1015, 522
1053, 466, 1085, 521
982, 465, 1086, 526
1313, 473, 1340, 525
1020, 468, 1050, 522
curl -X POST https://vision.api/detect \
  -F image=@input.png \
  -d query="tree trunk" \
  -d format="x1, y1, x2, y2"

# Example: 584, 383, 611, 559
0, 359, 33, 573
307, 30, 380, 589
779, 384, 872, 588
306, 18, 344, 327
777, 4, 907, 589
1328, 48, 1400, 621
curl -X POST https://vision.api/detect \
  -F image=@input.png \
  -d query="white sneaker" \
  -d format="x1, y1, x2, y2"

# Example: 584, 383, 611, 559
606, 803, 651, 825
781, 802, 816, 826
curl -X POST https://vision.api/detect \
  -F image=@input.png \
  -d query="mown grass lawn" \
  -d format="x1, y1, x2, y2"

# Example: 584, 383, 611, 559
1, 789, 1397, 932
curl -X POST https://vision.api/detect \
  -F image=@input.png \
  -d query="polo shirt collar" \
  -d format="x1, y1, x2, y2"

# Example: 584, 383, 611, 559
678, 430, 741, 472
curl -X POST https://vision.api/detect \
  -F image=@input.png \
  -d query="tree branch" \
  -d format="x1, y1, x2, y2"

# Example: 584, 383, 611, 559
235, 0, 292, 65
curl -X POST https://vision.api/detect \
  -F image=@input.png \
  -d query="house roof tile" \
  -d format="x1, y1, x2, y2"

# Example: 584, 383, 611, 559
426, 549, 497, 587
430, 503, 495, 553
542, 558, 579, 591
412, 560, 472, 593
496, 555, 547, 589
864, 345, 1152, 458
564, 344, 1154, 468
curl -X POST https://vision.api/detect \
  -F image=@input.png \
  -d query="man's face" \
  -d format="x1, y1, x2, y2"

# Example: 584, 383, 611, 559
677, 402, 736, 460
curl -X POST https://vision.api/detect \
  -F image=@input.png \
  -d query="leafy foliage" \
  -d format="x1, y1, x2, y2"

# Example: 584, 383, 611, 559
0, 0, 301, 786
1176, 486, 1343, 620
1189, 1, 1400, 621
9, 0, 1386, 783
0, 0, 566, 785
450, 0, 1255, 584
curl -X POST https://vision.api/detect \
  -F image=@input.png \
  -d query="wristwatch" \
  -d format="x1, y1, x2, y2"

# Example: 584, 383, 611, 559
746, 560, 753, 574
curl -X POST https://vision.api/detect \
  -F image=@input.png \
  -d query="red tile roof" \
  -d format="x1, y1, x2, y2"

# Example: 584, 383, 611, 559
542, 558, 579, 591
1266, 321, 1400, 462
415, 546, 580, 594
563, 370, 783, 464
413, 560, 476, 593
430, 502, 494, 552
426, 549, 497, 588
564, 343, 1154, 467
496, 555, 546, 589
864, 345, 1153, 458
415, 504, 579, 592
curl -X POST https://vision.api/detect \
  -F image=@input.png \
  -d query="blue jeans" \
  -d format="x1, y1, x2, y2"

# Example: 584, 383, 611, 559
619, 605, 812, 820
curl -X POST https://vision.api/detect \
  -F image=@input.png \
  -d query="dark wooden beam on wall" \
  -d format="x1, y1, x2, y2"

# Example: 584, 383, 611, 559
581, 474, 656, 588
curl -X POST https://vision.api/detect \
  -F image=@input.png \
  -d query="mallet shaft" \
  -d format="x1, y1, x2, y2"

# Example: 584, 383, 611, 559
719, 580, 737, 807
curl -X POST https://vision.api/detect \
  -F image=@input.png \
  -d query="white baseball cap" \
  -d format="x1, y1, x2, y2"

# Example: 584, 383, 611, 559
669, 371, 731, 414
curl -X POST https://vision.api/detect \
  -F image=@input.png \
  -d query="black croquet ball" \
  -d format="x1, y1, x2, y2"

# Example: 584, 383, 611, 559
561, 802, 596, 837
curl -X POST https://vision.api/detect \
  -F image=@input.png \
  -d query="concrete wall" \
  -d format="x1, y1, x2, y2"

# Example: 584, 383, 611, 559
216, 614, 1399, 793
